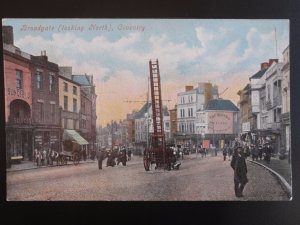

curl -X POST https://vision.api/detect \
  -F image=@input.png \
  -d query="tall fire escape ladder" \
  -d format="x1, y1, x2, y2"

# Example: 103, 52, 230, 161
149, 59, 165, 165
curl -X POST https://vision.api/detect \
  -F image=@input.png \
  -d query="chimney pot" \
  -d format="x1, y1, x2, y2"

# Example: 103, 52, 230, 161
261, 62, 269, 70
185, 85, 194, 92
2, 26, 14, 45
269, 58, 278, 66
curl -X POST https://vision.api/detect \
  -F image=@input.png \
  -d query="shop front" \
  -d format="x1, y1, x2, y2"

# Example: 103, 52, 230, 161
6, 126, 33, 166
33, 129, 61, 153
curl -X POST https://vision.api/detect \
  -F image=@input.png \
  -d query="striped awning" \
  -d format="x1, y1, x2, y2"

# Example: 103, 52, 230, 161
63, 129, 89, 145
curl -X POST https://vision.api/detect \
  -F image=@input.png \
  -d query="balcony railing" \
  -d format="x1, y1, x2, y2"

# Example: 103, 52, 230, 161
266, 122, 281, 130
272, 122, 281, 130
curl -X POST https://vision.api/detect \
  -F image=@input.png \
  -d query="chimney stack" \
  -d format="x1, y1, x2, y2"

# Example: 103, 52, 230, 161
185, 85, 194, 92
40, 50, 48, 61
269, 58, 278, 66
2, 26, 14, 45
260, 62, 269, 70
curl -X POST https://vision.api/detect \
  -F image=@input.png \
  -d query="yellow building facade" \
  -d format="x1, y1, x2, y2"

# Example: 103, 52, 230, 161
58, 75, 81, 130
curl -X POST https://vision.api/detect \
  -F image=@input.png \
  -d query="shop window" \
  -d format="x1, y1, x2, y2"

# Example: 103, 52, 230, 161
38, 102, 44, 122
64, 118, 68, 129
73, 98, 77, 112
73, 86, 77, 95
16, 70, 23, 89
49, 75, 54, 92
50, 104, 55, 122
64, 82, 68, 92
64, 96, 68, 110
36, 71, 42, 89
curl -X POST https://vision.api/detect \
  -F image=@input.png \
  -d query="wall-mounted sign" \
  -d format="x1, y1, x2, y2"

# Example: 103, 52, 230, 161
242, 122, 251, 132
7, 88, 31, 99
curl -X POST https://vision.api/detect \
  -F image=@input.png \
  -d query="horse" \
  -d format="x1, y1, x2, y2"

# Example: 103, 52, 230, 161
48, 150, 60, 166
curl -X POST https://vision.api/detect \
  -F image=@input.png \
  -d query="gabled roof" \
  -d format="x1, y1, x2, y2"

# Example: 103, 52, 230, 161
204, 99, 239, 112
72, 74, 92, 86
134, 102, 151, 119
134, 103, 169, 119
250, 68, 267, 80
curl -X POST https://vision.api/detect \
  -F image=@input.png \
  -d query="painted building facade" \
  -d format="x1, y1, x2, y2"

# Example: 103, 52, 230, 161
134, 103, 170, 152
4, 42, 33, 165
195, 99, 239, 148
58, 75, 81, 131
175, 82, 219, 146
281, 46, 291, 154
31, 52, 61, 155
72, 74, 97, 151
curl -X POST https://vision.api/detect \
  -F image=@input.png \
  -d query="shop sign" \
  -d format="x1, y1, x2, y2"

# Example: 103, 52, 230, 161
7, 87, 31, 100
242, 122, 251, 132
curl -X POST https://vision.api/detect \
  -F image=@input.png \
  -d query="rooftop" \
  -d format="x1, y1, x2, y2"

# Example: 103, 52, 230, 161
72, 74, 93, 86
204, 99, 239, 112
249, 68, 268, 80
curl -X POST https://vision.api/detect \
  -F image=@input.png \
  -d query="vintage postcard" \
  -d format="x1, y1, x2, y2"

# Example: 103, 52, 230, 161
3, 19, 291, 201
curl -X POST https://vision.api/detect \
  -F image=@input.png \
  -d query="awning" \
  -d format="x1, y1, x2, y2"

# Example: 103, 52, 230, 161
63, 129, 89, 145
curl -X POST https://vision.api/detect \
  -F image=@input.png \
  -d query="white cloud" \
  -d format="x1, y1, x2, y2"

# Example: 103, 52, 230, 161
195, 26, 216, 48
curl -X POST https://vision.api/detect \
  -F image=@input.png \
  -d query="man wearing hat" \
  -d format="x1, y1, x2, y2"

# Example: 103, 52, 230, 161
231, 146, 248, 197
96, 148, 105, 170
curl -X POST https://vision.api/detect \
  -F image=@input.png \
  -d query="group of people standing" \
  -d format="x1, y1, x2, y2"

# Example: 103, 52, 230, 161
249, 144, 273, 164
223, 143, 273, 164
222, 145, 234, 161
96, 147, 132, 170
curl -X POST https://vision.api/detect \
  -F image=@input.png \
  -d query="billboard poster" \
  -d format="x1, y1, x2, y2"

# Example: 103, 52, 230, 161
202, 139, 210, 149
207, 111, 233, 134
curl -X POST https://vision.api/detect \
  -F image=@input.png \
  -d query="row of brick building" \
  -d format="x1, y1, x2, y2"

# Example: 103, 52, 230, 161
237, 46, 290, 156
3, 26, 97, 167
97, 82, 240, 153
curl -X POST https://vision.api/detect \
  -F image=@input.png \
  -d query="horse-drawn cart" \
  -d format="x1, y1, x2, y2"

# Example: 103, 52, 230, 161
63, 140, 82, 165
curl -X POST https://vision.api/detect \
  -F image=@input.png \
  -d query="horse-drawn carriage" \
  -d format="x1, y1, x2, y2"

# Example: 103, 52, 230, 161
62, 140, 82, 165
34, 141, 83, 166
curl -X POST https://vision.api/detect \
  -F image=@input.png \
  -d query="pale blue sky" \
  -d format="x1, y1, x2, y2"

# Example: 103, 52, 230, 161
2, 19, 289, 125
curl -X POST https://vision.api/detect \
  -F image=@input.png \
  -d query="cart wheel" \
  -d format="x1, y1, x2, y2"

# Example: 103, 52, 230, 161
63, 156, 68, 165
73, 154, 80, 165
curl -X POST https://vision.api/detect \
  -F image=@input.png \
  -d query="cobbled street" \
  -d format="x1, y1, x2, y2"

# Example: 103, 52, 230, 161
6, 155, 289, 201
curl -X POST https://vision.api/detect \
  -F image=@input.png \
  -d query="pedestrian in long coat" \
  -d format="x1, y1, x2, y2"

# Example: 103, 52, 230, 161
96, 149, 104, 170
223, 146, 228, 161
263, 144, 272, 164
258, 145, 263, 160
231, 146, 248, 197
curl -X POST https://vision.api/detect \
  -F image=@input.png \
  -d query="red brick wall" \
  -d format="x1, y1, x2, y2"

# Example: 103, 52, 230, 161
4, 54, 32, 122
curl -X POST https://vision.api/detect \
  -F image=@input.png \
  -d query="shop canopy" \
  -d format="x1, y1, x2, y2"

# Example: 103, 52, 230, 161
63, 129, 89, 145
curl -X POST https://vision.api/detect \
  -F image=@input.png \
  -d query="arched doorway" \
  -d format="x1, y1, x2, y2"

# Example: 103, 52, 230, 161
9, 99, 31, 124
7, 99, 32, 162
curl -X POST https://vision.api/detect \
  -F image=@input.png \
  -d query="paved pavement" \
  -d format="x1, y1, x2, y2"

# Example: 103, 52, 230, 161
7, 153, 292, 185
245, 155, 292, 198
6, 154, 289, 201
6, 152, 292, 198
6, 158, 96, 172
248, 156, 292, 185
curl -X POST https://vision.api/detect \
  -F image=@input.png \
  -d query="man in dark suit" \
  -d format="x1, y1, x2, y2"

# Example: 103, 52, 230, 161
231, 146, 248, 197
96, 149, 104, 170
